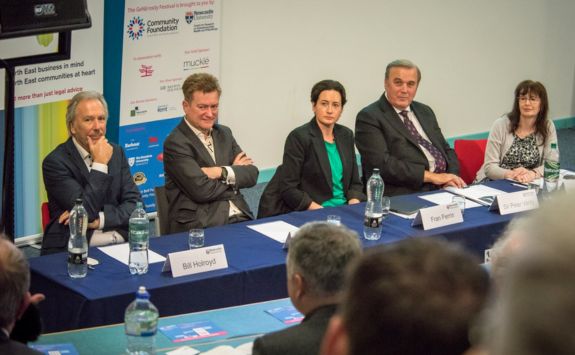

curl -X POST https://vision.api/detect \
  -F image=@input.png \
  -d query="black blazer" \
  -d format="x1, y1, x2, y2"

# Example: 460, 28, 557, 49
0, 331, 42, 355
163, 119, 258, 233
258, 118, 365, 218
41, 138, 141, 254
355, 95, 459, 196
252, 304, 337, 355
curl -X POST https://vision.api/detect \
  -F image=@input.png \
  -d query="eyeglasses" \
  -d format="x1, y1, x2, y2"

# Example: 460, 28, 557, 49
518, 96, 540, 103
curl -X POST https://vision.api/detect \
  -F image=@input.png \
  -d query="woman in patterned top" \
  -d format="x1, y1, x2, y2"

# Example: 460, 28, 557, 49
475, 80, 557, 183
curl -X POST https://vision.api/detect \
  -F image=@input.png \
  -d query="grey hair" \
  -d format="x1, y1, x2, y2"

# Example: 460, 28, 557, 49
0, 236, 30, 328
489, 193, 575, 355
286, 222, 362, 297
385, 59, 422, 83
65, 91, 109, 136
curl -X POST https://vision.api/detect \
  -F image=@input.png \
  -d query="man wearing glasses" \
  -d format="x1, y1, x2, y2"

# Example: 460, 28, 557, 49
163, 73, 258, 233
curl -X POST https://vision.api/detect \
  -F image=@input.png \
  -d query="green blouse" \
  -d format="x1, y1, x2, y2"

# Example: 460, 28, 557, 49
321, 141, 346, 207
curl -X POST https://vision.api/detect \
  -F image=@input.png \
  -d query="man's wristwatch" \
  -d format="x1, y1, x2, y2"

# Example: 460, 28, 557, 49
220, 167, 228, 181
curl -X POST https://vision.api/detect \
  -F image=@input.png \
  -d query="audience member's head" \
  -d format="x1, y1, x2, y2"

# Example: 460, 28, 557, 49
322, 237, 490, 355
0, 236, 31, 334
286, 222, 361, 315
488, 193, 575, 355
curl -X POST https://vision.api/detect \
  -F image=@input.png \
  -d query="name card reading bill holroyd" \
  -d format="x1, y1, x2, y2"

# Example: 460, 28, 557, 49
162, 244, 228, 278
411, 203, 463, 230
489, 189, 539, 215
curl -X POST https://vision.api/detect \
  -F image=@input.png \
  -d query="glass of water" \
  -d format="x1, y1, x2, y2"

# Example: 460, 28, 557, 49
188, 228, 205, 249
451, 195, 466, 214
382, 197, 391, 219
327, 215, 341, 225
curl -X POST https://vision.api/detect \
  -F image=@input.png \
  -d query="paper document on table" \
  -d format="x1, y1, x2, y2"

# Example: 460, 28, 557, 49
201, 345, 251, 355
248, 221, 299, 243
445, 185, 507, 206
98, 243, 166, 266
419, 192, 481, 208
166, 346, 200, 355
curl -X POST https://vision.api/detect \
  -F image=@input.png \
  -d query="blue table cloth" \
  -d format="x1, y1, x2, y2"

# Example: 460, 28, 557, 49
30, 180, 522, 332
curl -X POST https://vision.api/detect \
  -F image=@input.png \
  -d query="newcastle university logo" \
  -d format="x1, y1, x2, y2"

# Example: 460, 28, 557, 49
185, 11, 194, 24
127, 17, 145, 40
128, 157, 135, 167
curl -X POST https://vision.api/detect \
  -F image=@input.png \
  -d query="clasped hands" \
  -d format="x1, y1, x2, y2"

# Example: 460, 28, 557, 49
504, 167, 537, 183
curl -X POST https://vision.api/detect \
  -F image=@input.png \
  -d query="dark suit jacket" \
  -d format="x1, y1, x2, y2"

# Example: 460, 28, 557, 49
355, 95, 459, 196
163, 119, 258, 233
252, 304, 337, 355
0, 331, 42, 355
41, 138, 142, 254
258, 119, 365, 218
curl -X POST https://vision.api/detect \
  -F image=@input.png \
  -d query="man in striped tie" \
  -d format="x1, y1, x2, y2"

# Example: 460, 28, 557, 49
355, 59, 465, 196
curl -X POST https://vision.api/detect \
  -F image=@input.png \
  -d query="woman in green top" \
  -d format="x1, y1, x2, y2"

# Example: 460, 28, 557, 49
258, 80, 365, 217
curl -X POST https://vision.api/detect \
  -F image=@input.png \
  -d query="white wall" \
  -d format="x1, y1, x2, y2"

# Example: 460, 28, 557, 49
219, 0, 575, 169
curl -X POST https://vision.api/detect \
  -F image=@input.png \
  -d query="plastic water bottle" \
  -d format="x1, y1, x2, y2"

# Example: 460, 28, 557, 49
68, 198, 88, 278
125, 286, 159, 355
363, 169, 384, 240
129, 202, 149, 275
544, 142, 560, 193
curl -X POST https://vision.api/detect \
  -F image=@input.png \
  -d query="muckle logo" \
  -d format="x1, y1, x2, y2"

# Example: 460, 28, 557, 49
185, 11, 194, 24
127, 17, 145, 40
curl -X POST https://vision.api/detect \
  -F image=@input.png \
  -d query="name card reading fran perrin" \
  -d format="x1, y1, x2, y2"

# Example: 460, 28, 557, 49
162, 244, 228, 278
489, 189, 539, 215
412, 203, 463, 230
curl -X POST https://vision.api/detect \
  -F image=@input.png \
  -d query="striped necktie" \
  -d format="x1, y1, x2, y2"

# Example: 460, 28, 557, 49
399, 110, 447, 173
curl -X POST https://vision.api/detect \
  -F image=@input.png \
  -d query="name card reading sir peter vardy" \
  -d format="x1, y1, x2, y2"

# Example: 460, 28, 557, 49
162, 244, 229, 278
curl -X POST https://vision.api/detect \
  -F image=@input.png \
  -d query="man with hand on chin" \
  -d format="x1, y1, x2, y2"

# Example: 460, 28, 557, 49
355, 59, 465, 196
163, 73, 258, 233
42, 91, 141, 255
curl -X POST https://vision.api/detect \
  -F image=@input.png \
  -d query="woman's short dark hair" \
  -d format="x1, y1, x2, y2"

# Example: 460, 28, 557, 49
310, 80, 347, 106
508, 80, 549, 145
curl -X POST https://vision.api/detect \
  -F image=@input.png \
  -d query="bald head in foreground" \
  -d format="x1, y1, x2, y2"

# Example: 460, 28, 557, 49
253, 222, 362, 355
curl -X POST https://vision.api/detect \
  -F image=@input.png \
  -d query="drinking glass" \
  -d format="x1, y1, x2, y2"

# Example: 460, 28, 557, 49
188, 228, 205, 249
327, 215, 341, 225
451, 195, 466, 214
382, 197, 391, 219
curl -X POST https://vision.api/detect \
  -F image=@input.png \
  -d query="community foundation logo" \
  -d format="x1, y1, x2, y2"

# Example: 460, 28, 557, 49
127, 17, 145, 40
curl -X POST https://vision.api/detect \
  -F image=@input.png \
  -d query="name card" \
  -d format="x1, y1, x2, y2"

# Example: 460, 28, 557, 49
412, 203, 463, 230
488, 189, 539, 215
282, 232, 293, 250
162, 244, 228, 278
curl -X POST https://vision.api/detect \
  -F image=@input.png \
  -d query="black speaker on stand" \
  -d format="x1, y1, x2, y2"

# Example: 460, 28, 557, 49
0, 0, 91, 241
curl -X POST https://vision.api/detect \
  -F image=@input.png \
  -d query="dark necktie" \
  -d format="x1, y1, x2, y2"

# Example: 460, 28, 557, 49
399, 110, 447, 173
